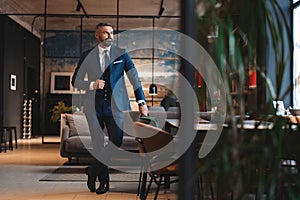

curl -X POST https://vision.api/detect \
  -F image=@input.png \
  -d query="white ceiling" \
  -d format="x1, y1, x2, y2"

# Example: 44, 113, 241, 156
1, 0, 181, 37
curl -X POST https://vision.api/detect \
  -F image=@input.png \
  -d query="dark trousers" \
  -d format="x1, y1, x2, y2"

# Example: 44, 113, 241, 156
89, 99, 123, 183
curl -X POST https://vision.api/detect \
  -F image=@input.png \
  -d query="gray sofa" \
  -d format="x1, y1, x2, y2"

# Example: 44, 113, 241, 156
60, 110, 180, 162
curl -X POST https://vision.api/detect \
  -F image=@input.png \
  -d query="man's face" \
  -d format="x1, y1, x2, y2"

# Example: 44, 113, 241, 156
95, 25, 114, 47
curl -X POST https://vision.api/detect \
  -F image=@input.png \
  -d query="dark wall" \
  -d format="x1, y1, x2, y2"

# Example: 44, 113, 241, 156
0, 17, 4, 127
0, 16, 40, 137
24, 27, 41, 136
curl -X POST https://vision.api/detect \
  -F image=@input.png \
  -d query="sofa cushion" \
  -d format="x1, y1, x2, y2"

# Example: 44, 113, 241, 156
121, 136, 138, 150
65, 136, 92, 153
65, 135, 137, 154
65, 113, 90, 137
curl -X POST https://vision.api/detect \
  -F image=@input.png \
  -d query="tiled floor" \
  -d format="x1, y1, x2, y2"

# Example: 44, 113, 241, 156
0, 137, 177, 200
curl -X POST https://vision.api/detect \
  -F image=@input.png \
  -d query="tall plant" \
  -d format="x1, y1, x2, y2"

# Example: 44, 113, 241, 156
196, 0, 295, 199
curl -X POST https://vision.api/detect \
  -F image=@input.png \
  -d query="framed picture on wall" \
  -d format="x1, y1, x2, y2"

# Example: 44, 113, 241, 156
10, 74, 17, 91
50, 72, 79, 94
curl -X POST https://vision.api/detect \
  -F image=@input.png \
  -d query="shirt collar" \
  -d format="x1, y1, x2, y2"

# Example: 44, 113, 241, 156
98, 45, 111, 54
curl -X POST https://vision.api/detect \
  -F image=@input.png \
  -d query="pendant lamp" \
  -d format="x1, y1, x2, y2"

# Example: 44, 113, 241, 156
149, 17, 157, 96
149, 83, 157, 95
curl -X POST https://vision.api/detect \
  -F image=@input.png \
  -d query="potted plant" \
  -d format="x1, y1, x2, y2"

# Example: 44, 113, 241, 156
49, 101, 78, 122
194, 0, 296, 199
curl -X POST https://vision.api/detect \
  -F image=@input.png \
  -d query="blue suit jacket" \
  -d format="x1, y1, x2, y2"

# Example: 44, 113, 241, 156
72, 45, 146, 114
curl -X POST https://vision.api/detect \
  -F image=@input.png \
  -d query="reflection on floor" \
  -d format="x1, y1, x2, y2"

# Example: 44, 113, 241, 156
0, 136, 177, 200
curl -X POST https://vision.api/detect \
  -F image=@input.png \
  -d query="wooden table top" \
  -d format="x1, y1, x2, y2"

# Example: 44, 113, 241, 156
166, 118, 274, 131
166, 119, 218, 131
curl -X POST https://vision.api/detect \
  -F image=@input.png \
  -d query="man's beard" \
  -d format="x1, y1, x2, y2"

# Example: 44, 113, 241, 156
101, 38, 113, 47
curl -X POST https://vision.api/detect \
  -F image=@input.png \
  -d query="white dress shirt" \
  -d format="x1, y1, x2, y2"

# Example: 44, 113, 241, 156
89, 45, 111, 90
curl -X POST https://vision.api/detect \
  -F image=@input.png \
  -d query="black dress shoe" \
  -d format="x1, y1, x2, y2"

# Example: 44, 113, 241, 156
96, 182, 109, 194
85, 167, 96, 192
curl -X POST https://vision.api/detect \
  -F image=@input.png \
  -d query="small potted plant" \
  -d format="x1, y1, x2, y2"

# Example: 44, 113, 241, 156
49, 101, 78, 122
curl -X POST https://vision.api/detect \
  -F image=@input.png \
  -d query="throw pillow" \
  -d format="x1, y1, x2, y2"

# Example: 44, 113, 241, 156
65, 113, 90, 137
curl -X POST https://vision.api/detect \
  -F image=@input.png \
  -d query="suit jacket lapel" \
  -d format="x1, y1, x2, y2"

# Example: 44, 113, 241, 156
110, 45, 116, 66
79, 46, 101, 80
88, 46, 101, 71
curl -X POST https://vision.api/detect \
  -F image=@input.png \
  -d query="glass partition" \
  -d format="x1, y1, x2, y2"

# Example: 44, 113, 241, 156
293, 1, 300, 107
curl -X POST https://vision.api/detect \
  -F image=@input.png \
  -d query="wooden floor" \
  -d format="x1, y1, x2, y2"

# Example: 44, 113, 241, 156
0, 137, 177, 200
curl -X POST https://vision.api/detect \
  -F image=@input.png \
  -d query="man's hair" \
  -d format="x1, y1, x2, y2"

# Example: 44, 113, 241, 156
96, 22, 113, 29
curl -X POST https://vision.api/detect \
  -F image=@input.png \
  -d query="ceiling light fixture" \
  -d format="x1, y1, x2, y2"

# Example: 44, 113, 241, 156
149, 17, 157, 106
158, 0, 165, 18
76, 1, 81, 11
76, 0, 89, 18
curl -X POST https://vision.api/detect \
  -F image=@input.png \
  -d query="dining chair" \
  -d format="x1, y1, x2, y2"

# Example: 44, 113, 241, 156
148, 106, 165, 111
134, 121, 179, 200
167, 106, 180, 112
134, 121, 217, 199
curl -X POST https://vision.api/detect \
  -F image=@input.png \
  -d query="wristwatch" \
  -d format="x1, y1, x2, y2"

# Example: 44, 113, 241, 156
138, 101, 146, 106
